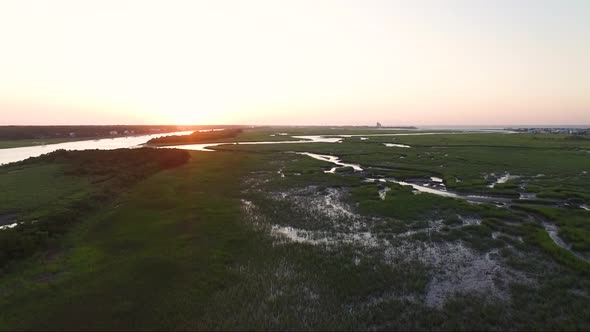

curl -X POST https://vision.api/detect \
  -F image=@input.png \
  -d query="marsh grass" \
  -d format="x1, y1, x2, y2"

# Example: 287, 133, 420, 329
1, 130, 590, 330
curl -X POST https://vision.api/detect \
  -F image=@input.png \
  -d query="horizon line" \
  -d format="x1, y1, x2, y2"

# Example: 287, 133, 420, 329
1, 124, 590, 128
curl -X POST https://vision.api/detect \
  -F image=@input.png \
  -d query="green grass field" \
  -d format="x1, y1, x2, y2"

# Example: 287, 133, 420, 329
0, 151, 257, 329
1, 129, 589, 330
0, 163, 92, 215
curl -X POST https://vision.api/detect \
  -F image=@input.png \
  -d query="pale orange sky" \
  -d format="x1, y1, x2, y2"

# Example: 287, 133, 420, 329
1, 0, 589, 125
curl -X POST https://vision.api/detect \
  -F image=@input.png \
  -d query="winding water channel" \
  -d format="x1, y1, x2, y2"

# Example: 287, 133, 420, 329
296, 151, 589, 263
0, 130, 502, 164
0, 131, 194, 165
2, 130, 587, 263
299, 152, 512, 204
163, 135, 342, 151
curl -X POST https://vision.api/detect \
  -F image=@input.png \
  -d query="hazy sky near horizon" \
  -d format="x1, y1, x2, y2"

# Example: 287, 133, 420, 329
1, 0, 589, 125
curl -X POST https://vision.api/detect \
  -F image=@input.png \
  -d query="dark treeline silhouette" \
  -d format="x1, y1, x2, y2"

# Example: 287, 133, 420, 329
0, 148, 191, 267
0, 125, 232, 140
148, 128, 243, 145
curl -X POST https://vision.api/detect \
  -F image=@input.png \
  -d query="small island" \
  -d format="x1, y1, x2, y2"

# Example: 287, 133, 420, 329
147, 128, 243, 145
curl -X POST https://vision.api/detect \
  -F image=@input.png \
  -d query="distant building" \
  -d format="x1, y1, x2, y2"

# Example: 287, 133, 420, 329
376, 122, 382, 128
109, 131, 118, 135
69, 132, 76, 138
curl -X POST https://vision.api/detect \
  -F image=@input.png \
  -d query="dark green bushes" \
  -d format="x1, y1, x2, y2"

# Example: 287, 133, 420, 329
0, 148, 190, 268
147, 128, 243, 145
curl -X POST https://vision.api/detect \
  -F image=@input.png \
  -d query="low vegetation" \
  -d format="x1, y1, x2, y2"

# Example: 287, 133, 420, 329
147, 128, 244, 145
0, 128, 589, 330
0, 148, 190, 269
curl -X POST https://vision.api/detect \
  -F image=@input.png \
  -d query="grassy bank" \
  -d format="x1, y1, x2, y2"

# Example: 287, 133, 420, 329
0, 150, 260, 329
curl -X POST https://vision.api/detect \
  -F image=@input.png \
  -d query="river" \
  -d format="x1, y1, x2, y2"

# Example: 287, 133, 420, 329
0, 129, 509, 165
0, 131, 193, 165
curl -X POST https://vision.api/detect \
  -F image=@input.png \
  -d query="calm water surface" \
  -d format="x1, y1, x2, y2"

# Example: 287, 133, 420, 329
0, 131, 193, 165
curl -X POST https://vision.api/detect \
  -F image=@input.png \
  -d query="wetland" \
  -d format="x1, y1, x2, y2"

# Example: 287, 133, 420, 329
0, 126, 589, 330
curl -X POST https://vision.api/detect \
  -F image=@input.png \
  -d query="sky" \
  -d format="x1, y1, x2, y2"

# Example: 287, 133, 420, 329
0, 0, 589, 126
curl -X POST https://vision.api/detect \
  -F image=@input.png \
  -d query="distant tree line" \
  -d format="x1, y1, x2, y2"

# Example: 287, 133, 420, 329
0, 125, 229, 140
147, 128, 243, 145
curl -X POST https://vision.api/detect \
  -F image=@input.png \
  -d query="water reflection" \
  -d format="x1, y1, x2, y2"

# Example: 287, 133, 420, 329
0, 131, 193, 165
384, 143, 411, 148
163, 135, 343, 151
